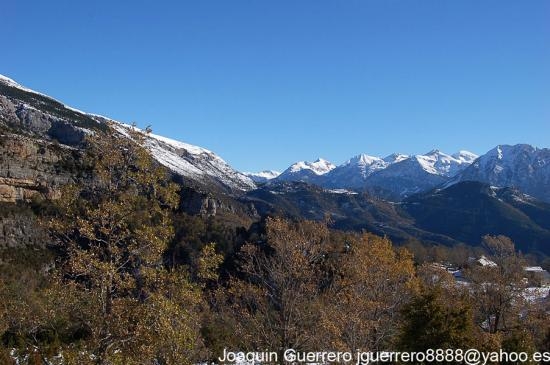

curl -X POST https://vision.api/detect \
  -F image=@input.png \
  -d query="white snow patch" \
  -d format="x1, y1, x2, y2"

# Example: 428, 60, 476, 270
383, 153, 409, 163
524, 266, 545, 272
417, 149, 479, 176
0, 74, 52, 98
148, 132, 211, 156
478, 255, 498, 267
497, 146, 503, 159
112, 123, 256, 191
415, 154, 438, 174
523, 286, 550, 302
325, 188, 358, 195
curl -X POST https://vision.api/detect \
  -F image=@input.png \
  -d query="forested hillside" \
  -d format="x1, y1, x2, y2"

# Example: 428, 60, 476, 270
0, 127, 549, 364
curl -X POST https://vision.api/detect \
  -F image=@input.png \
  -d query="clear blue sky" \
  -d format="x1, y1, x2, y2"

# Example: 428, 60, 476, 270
3, 0, 549, 172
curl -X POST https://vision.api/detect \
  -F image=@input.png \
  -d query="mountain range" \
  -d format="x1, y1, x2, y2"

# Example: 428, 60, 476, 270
1, 73, 549, 255
3, 73, 548, 204
246, 146, 550, 203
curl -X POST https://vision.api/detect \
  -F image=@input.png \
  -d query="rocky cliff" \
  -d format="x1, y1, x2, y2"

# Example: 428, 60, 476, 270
0, 133, 77, 202
0, 75, 258, 248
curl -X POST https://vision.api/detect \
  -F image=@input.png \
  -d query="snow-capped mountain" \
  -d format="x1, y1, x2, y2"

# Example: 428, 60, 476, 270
383, 153, 410, 164
0, 74, 256, 193
450, 144, 550, 202
452, 150, 479, 164
274, 149, 478, 199
364, 149, 477, 199
409, 149, 477, 177
117, 124, 256, 192
276, 158, 335, 184
323, 153, 403, 189
148, 135, 256, 192
244, 170, 281, 183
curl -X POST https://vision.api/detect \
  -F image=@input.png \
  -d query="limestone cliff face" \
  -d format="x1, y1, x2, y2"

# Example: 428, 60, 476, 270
0, 81, 87, 204
0, 82, 88, 248
0, 177, 43, 203
179, 186, 259, 219
0, 95, 51, 135
0, 133, 76, 203
0, 134, 78, 248
0, 92, 88, 140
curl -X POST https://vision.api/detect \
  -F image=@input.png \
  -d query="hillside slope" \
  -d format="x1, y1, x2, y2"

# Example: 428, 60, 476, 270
0, 74, 255, 195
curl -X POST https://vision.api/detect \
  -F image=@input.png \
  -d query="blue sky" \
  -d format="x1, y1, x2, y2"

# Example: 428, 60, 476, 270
3, 1, 549, 172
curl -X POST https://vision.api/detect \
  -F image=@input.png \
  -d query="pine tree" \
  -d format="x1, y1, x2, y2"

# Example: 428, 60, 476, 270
398, 285, 475, 352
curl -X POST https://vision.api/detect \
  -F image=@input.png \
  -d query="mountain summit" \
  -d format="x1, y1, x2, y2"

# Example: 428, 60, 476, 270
276, 158, 335, 184
451, 144, 550, 202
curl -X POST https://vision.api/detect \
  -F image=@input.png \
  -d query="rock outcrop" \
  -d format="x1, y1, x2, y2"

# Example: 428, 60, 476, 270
0, 133, 78, 248
0, 133, 76, 202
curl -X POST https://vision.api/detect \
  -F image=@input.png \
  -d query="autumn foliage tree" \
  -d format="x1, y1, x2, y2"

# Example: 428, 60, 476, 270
465, 235, 528, 336
222, 218, 419, 354
227, 218, 328, 354
46, 125, 204, 364
319, 233, 418, 351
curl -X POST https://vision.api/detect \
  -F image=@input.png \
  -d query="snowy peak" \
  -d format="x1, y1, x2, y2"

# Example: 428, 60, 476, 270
332, 153, 390, 179
425, 148, 442, 155
475, 144, 544, 175
244, 170, 281, 183
288, 158, 335, 175
273, 149, 479, 198
336, 149, 477, 179
276, 158, 335, 183
347, 154, 382, 166
484, 144, 537, 161
452, 150, 478, 164
383, 153, 409, 163
413, 149, 478, 177
453, 144, 550, 202
360, 150, 478, 200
